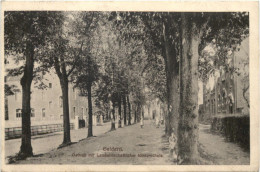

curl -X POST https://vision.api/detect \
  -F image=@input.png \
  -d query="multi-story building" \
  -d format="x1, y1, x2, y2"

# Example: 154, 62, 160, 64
5, 69, 101, 134
202, 38, 249, 116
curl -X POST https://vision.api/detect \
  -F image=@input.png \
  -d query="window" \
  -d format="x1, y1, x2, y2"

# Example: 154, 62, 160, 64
49, 101, 52, 109
81, 107, 84, 116
16, 109, 22, 118
42, 108, 46, 118
16, 109, 35, 118
59, 96, 63, 107
49, 83, 52, 88
5, 98, 8, 120
31, 108, 35, 117
86, 108, 88, 115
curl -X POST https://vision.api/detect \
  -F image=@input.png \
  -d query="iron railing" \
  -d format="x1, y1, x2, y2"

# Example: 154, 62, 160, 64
5, 123, 74, 140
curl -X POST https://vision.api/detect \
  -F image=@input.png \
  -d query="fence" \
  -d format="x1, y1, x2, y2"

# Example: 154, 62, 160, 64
5, 123, 74, 140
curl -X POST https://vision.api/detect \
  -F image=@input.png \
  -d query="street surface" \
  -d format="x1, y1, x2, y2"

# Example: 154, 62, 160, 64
13, 120, 173, 165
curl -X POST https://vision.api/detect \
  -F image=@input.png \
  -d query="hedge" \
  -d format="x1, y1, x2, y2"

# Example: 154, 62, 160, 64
211, 114, 249, 150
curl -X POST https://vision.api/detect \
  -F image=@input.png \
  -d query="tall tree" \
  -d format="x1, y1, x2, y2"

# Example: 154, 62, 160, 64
118, 95, 122, 128
4, 11, 62, 158
127, 95, 132, 125
177, 12, 249, 164
74, 53, 99, 137
122, 94, 127, 125
94, 22, 118, 131
45, 12, 85, 146
94, 15, 138, 130
73, 12, 101, 137
110, 12, 178, 137
178, 13, 203, 164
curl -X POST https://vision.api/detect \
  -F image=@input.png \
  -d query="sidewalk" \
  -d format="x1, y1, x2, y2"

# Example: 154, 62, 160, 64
198, 124, 250, 165
5, 122, 111, 161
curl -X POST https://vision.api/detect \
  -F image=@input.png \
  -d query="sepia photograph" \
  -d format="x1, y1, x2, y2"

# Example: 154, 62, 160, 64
1, 1, 259, 171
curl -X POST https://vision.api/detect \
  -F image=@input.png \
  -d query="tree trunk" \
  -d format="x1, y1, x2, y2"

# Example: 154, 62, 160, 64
127, 95, 131, 125
163, 21, 179, 138
60, 78, 71, 145
137, 105, 141, 123
5, 95, 8, 120
106, 110, 109, 120
111, 102, 116, 131
178, 13, 200, 164
19, 42, 34, 158
123, 94, 127, 125
118, 95, 122, 128
134, 107, 137, 123
53, 47, 73, 147
87, 83, 93, 137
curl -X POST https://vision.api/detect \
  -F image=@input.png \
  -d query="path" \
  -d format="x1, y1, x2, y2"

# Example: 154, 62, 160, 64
198, 124, 250, 165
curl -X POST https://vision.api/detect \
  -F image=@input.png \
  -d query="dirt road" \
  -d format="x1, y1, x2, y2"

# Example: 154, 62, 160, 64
10, 121, 249, 165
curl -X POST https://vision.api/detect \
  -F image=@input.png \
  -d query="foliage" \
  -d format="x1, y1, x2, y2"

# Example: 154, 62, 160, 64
72, 12, 102, 93
4, 84, 19, 96
4, 11, 250, 161
199, 12, 249, 81
5, 11, 64, 84
108, 12, 172, 104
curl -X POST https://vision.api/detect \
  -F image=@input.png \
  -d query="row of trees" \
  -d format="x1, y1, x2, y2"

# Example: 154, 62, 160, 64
5, 11, 248, 164
5, 11, 149, 159
109, 12, 249, 164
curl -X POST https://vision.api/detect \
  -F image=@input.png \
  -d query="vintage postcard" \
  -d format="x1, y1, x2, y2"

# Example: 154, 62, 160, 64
1, 1, 259, 172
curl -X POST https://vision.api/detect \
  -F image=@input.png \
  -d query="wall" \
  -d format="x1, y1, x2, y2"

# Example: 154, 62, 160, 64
5, 71, 88, 129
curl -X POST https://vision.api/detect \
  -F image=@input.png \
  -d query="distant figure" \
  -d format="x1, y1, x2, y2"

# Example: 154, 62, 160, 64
140, 115, 144, 128
228, 88, 234, 114
160, 114, 164, 125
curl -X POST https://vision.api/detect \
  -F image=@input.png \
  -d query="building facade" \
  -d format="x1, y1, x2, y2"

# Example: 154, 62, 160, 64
5, 71, 101, 130
202, 38, 249, 116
